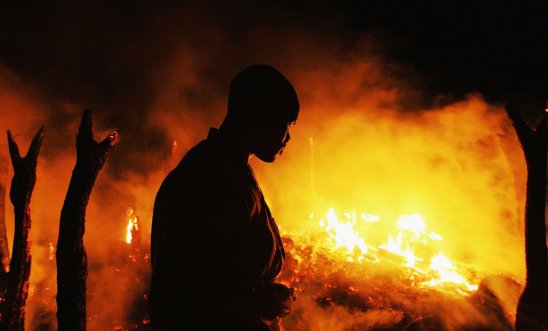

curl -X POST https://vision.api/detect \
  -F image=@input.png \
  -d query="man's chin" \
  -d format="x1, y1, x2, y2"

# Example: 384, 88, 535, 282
255, 154, 277, 163
254, 146, 286, 163
255, 151, 281, 163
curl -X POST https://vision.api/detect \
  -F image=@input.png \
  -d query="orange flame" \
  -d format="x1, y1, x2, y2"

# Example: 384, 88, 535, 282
125, 208, 139, 244
310, 208, 479, 295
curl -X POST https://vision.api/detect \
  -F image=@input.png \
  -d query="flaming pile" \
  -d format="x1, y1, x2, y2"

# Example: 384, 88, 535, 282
314, 209, 478, 294
278, 208, 519, 330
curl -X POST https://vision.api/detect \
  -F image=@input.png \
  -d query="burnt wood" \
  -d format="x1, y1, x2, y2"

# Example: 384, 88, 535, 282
506, 107, 548, 331
56, 111, 118, 331
0, 127, 44, 331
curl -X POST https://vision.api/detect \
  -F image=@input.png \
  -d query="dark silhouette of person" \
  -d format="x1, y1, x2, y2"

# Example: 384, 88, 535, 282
149, 65, 299, 330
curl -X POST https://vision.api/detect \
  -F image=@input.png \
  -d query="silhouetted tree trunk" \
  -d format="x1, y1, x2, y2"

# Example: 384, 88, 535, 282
0, 152, 10, 324
506, 107, 548, 331
0, 153, 10, 276
56, 111, 119, 331
0, 128, 44, 331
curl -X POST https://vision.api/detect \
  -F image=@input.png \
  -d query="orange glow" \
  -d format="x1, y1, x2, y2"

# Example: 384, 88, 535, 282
1, 55, 527, 329
48, 242, 55, 261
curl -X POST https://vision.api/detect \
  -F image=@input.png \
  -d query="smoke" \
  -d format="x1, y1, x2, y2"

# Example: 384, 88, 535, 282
253, 61, 526, 329
0, 1, 540, 329
260, 92, 526, 277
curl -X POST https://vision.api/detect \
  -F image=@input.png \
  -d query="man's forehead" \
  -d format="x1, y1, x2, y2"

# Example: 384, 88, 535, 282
264, 110, 298, 124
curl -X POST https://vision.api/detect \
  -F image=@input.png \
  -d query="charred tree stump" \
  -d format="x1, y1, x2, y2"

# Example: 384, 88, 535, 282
0, 128, 44, 331
506, 106, 548, 331
56, 111, 119, 331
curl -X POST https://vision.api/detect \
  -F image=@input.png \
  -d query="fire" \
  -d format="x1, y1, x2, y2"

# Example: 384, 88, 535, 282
48, 242, 55, 261
426, 253, 478, 292
320, 209, 368, 256
313, 208, 479, 295
125, 208, 140, 244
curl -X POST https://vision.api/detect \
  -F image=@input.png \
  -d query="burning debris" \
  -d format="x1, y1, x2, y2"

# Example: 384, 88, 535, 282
312, 209, 478, 295
277, 208, 520, 330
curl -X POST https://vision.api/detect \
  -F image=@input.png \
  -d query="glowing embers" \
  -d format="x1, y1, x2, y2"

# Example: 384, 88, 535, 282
316, 208, 478, 295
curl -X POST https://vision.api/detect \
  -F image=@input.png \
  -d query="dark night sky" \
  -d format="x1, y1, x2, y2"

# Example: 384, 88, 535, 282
0, 0, 547, 174
2, 1, 547, 98
345, 1, 548, 102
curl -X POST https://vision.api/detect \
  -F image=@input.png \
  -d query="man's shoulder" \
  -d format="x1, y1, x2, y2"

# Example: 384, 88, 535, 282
161, 138, 222, 187
177, 138, 220, 172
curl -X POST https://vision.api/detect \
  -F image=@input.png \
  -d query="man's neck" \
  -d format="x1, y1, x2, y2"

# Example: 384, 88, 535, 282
217, 124, 252, 163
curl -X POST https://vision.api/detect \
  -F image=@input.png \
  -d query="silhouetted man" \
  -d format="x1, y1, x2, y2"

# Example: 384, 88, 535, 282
150, 65, 299, 330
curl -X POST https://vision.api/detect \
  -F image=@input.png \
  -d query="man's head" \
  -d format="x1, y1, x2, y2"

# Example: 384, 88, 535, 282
224, 65, 300, 162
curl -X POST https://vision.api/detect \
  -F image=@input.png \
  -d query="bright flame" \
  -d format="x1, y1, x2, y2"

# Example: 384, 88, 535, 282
125, 208, 139, 244
397, 214, 426, 237
424, 253, 479, 292
320, 208, 368, 255
311, 208, 479, 295
48, 242, 55, 261
380, 232, 422, 267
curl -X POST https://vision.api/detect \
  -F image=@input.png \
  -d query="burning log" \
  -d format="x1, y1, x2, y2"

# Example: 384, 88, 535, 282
56, 111, 119, 331
506, 105, 548, 330
0, 127, 44, 331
